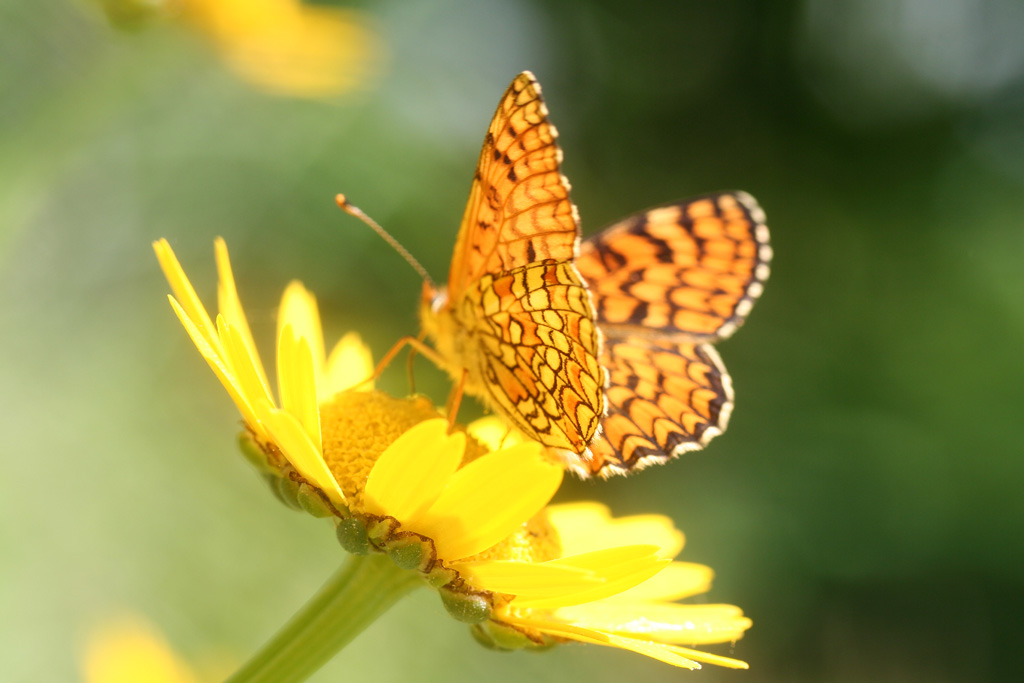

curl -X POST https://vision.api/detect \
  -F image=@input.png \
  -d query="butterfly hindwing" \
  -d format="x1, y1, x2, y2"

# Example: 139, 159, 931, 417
586, 336, 732, 474
465, 260, 604, 455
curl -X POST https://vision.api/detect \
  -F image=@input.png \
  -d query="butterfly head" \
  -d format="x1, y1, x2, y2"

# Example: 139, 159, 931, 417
421, 280, 448, 315
419, 280, 450, 343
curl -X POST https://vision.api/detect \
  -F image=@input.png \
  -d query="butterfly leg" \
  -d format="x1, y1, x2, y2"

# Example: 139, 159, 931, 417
445, 369, 467, 430
405, 332, 429, 394
368, 335, 446, 387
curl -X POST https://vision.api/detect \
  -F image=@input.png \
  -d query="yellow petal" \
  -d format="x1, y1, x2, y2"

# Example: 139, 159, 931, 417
324, 331, 374, 396
168, 297, 261, 435
218, 315, 275, 413
664, 645, 750, 670
254, 399, 345, 504
362, 419, 464, 521
278, 281, 326, 382
276, 324, 322, 452
553, 601, 752, 645
465, 416, 525, 451
514, 546, 668, 610
154, 239, 221, 357
451, 560, 602, 599
214, 238, 271, 397
416, 443, 562, 560
609, 562, 714, 602
548, 502, 684, 559
503, 617, 702, 670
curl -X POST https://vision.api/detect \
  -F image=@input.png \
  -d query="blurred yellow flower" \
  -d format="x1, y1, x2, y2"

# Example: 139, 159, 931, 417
154, 238, 751, 670
82, 616, 198, 683
95, 0, 382, 97
178, 0, 382, 97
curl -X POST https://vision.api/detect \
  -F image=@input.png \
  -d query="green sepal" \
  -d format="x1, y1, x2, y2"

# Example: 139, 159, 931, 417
296, 484, 334, 518
425, 566, 457, 589
239, 431, 276, 474
439, 588, 492, 624
336, 517, 371, 555
262, 473, 295, 511
469, 623, 502, 650
470, 619, 548, 651
274, 476, 304, 511
387, 539, 427, 571
366, 518, 397, 548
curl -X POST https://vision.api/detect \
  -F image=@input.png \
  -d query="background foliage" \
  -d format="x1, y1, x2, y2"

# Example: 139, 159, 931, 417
2, 0, 1023, 680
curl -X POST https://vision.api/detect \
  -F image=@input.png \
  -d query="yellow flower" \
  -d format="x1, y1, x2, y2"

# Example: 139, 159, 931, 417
180, 0, 383, 97
81, 615, 234, 683
470, 503, 751, 669
154, 238, 751, 670
94, 0, 382, 97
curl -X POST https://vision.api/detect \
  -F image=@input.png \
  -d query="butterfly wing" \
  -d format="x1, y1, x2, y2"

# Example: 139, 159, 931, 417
447, 71, 580, 300
577, 192, 771, 343
577, 192, 770, 474
585, 337, 732, 475
466, 261, 604, 456
432, 72, 605, 456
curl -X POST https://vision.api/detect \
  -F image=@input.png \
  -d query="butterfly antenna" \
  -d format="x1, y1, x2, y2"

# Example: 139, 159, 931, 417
335, 194, 435, 288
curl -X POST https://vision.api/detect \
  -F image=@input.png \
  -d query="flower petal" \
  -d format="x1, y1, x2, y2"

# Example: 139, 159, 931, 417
254, 400, 345, 504
514, 546, 668, 610
214, 238, 271, 397
324, 331, 374, 396
465, 416, 525, 451
276, 324, 322, 452
553, 601, 752, 645
451, 560, 602, 599
362, 419, 464, 521
278, 281, 326, 381
548, 503, 684, 559
609, 562, 714, 602
502, 617, 703, 670
218, 315, 275, 413
167, 297, 260, 433
415, 443, 562, 560
154, 240, 221, 356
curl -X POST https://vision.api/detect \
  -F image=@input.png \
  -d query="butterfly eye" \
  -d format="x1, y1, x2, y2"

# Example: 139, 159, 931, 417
430, 289, 448, 314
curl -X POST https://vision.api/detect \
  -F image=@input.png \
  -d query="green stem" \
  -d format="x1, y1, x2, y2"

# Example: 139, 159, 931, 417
226, 553, 422, 683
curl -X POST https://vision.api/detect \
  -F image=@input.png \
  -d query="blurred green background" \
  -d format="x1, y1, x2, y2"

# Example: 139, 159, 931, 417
3, 0, 1023, 680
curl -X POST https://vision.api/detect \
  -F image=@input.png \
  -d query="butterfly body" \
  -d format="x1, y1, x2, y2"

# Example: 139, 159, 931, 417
420, 71, 770, 477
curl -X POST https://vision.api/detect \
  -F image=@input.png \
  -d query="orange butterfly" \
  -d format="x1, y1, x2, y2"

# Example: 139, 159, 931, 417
417, 72, 770, 476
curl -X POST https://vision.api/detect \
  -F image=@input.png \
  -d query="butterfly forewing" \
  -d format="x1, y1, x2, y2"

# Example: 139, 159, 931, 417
448, 72, 579, 299
425, 71, 606, 458
577, 192, 770, 342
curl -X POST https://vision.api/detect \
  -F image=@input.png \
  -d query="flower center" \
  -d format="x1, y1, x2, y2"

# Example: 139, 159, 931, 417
319, 391, 440, 506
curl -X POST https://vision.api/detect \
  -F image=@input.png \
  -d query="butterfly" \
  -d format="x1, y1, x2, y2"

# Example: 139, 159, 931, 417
419, 71, 770, 476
